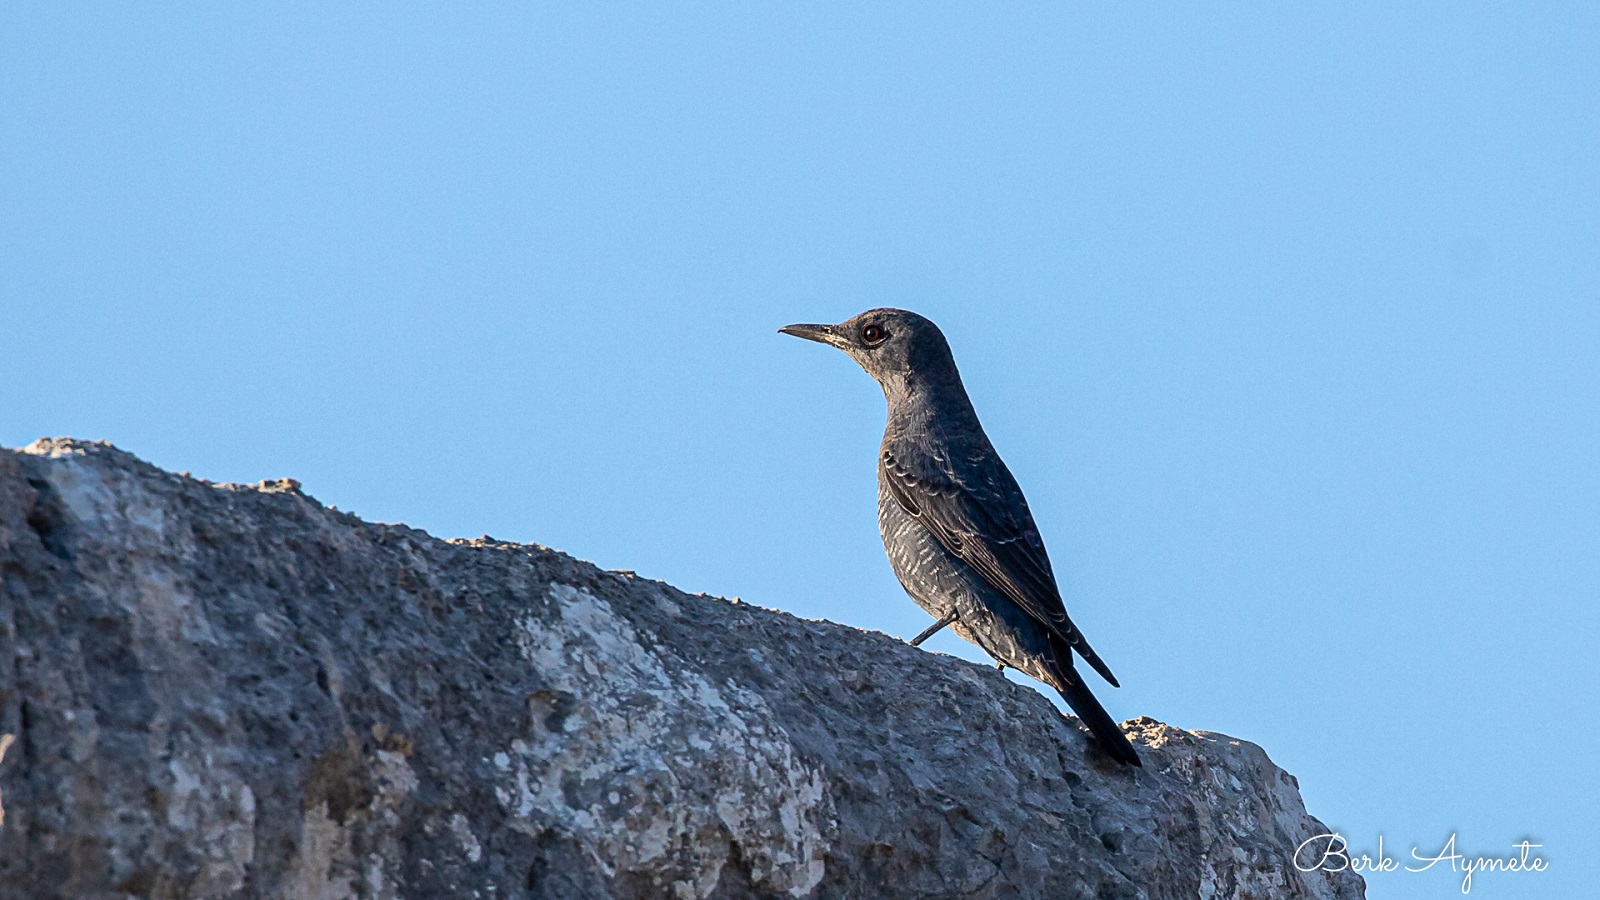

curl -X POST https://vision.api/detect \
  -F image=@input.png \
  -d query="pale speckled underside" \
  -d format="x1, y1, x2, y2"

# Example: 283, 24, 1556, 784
876, 470, 1062, 690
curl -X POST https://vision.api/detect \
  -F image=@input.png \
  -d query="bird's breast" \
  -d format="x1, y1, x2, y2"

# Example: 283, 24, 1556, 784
876, 475, 963, 616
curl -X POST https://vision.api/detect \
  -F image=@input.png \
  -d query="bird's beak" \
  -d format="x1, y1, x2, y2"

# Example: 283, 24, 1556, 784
779, 323, 848, 349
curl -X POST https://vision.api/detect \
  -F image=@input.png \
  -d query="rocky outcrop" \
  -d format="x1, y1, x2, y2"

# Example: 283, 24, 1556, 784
0, 439, 1362, 899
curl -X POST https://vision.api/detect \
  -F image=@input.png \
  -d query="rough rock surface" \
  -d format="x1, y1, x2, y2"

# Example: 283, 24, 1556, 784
0, 439, 1363, 900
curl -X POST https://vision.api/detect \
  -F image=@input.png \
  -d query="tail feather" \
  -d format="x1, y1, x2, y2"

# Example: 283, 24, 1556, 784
1056, 672, 1141, 766
1048, 636, 1140, 766
1067, 631, 1121, 688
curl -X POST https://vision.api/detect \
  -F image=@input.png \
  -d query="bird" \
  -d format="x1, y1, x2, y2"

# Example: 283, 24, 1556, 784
780, 308, 1141, 766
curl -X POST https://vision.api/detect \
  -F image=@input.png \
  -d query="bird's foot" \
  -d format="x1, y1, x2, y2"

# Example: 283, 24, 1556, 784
908, 610, 959, 647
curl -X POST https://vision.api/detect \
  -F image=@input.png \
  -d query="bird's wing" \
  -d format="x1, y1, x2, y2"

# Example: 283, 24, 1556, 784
881, 444, 1120, 687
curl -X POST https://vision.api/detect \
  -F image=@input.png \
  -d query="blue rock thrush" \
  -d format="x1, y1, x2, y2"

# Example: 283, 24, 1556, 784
781, 308, 1141, 766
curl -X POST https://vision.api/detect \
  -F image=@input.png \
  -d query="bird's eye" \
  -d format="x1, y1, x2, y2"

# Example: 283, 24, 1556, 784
862, 324, 886, 345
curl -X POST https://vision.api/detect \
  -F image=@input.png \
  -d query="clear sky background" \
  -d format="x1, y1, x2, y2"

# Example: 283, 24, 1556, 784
4, 5, 1596, 897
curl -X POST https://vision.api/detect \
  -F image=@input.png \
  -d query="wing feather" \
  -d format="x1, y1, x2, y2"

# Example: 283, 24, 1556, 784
882, 446, 1120, 687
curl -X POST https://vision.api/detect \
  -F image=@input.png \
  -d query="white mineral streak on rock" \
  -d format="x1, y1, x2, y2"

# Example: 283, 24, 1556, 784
0, 734, 13, 829
286, 802, 355, 900
503, 584, 832, 898
363, 749, 419, 900
448, 813, 484, 863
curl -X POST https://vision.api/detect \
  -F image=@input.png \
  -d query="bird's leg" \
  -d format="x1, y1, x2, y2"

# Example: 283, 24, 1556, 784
908, 610, 959, 647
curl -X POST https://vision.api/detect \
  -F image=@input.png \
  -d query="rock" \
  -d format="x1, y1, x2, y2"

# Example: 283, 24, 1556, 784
0, 439, 1363, 899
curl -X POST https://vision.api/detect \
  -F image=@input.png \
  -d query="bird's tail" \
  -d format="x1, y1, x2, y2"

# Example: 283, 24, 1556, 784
1048, 637, 1141, 767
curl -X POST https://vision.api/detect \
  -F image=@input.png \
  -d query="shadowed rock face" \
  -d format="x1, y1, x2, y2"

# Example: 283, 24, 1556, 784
0, 439, 1363, 900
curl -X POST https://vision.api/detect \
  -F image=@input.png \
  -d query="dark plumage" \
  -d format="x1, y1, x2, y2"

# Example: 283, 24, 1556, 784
781, 309, 1141, 766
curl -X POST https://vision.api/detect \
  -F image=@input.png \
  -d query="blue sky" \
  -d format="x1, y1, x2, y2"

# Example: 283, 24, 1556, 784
4, 5, 1596, 897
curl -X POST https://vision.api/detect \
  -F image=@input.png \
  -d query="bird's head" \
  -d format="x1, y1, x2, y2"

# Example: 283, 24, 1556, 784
780, 308, 960, 395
